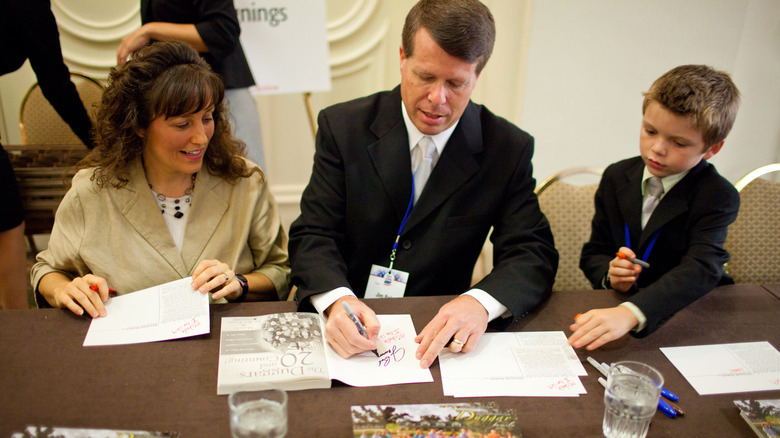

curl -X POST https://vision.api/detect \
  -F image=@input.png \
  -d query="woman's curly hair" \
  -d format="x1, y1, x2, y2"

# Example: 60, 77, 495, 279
81, 40, 259, 189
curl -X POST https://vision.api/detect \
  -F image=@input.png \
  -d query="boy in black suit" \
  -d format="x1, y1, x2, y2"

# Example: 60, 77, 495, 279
569, 65, 741, 350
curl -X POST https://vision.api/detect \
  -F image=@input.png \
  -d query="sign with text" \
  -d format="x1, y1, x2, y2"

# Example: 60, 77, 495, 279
236, 0, 331, 94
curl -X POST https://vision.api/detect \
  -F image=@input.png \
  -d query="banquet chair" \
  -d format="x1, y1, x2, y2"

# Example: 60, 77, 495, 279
535, 167, 604, 291
19, 72, 103, 146
6, 144, 88, 254
724, 163, 780, 283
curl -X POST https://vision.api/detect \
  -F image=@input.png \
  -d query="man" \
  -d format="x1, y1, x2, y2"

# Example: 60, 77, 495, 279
289, 0, 557, 368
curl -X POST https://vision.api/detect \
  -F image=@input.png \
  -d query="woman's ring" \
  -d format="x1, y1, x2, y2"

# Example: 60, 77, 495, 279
452, 338, 464, 346
223, 272, 230, 283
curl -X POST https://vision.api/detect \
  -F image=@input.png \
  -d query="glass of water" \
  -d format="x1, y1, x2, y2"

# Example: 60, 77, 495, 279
228, 387, 288, 438
603, 361, 663, 438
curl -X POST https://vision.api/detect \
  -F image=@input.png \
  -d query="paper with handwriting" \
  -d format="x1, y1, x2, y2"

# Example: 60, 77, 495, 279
661, 341, 780, 395
83, 277, 209, 346
438, 331, 587, 397
325, 314, 433, 387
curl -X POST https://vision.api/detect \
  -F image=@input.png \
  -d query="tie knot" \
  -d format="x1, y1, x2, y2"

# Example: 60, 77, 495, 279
418, 136, 435, 159
647, 176, 664, 197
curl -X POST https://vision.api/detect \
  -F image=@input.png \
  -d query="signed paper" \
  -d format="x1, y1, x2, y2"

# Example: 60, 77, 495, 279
327, 314, 433, 387
439, 331, 587, 397
661, 341, 780, 395
83, 277, 209, 346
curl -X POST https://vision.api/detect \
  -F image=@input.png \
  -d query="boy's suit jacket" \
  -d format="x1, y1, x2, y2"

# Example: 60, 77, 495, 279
289, 86, 558, 324
581, 156, 739, 336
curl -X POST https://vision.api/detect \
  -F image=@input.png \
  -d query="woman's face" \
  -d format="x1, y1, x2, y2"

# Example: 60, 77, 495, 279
142, 107, 215, 179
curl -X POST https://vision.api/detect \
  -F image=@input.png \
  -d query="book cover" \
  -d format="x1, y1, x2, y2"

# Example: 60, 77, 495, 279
351, 403, 522, 438
734, 399, 780, 437
217, 312, 330, 394
10, 426, 178, 437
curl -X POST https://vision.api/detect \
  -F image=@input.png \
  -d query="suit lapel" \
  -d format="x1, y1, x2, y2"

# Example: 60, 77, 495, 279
120, 160, 189, 275
367, 88, 414, 223
616, 160, 643, 247
181, 168, 229, 273
639, 160, 707, 247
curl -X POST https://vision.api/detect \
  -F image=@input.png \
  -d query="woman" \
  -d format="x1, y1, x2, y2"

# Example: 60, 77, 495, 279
32, 41, 289, 318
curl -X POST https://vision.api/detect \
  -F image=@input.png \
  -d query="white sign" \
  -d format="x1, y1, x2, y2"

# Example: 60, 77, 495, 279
236, 0, 331, 95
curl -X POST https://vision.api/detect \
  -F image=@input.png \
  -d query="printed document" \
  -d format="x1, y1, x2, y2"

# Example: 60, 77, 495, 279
439, 331, 587, 397
661, 341, 780, 395
83, 277, 209, 346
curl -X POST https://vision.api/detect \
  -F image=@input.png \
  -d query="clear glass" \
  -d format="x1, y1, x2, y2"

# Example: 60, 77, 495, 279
603, 361, 664, 438
228, 387, 288, 438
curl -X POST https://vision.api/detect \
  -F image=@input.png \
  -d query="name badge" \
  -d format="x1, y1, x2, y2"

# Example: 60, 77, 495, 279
364, 264, 408, 299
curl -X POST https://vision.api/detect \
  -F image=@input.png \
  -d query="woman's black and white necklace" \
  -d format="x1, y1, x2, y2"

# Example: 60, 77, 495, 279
149, 173, 196, 219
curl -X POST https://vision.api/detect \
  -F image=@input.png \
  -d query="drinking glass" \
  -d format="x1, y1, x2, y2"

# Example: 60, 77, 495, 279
228, 387, 288, 438
603, 361, 663, 438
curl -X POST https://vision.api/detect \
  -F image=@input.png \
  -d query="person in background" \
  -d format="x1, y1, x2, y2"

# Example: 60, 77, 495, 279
570, 65, 740, 349
289, 0, 557, 369
117, 0, 266, 169
32, 41, 289, 317
1, 0, 99, 309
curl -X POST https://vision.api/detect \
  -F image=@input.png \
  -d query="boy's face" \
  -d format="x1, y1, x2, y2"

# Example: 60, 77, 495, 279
640, 101, 723, 178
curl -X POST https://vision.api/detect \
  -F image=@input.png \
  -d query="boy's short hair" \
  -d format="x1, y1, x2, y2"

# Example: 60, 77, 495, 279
642, 65, 740, 148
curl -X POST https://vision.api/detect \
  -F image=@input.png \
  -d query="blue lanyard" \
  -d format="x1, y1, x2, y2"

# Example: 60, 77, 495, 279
387, 178, 416, 274
624, 222, 662, 263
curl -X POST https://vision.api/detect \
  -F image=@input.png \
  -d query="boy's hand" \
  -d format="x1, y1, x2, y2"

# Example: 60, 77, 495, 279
567, 306, 638, 350
608, 247, 642, 292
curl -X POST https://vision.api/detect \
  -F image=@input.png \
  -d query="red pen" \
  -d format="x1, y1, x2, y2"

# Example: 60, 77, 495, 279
615, 252, 650, 268
90, 284, 117, 296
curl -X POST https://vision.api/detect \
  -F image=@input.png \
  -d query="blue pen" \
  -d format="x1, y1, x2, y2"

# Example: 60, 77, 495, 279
660, 387, 679, 402
341, 301, 379, 357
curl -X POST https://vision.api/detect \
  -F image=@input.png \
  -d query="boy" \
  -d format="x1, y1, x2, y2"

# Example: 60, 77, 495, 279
569, 65, 740, 350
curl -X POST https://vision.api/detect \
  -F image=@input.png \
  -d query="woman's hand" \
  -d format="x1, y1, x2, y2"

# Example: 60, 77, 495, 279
49, 274, 110, 318
191, 259, 242, 301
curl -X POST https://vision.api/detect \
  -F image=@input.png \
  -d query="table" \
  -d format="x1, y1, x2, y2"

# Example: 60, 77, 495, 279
763, 284, 780, 300
1, 284, 779, 437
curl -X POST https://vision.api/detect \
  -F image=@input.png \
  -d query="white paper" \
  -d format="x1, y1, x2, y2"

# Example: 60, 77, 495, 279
438, 331, 587, 397
83, 277, 209, 346
661, 341, 780, 395
326, 314, 434, 387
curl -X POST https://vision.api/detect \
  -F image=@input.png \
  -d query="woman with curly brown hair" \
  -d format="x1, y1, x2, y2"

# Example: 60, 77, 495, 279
32, 41, 289, 318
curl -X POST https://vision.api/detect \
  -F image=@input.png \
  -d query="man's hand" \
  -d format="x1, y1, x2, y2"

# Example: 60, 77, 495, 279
609, 247, 642, 292
324, 296, 380, 358
414, 295, 489, 368
567, 306, 638, 350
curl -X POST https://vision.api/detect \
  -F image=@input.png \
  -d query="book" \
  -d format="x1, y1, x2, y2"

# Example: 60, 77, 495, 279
351, 402, 522, 438
11, 426, 178, 437
734, 399, 780, 437
216, 312, 433, 394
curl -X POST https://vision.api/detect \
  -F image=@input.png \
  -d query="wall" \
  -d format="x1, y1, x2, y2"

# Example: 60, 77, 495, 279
2, 0, 779, 235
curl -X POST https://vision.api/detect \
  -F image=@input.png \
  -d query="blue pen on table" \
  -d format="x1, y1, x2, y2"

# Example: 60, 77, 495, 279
341, 301, 379, 357
588, 357, 678, 419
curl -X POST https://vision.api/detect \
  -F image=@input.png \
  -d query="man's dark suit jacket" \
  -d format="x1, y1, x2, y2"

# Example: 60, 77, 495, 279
580, 156, 739, 336
289, 86, 558, 325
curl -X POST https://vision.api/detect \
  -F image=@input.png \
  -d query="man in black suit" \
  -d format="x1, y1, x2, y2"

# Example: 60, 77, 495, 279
289, 0, 557, 368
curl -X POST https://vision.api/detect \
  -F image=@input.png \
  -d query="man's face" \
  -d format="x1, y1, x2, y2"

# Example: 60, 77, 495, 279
639, 100, 722, 178
400, 28, 480, 135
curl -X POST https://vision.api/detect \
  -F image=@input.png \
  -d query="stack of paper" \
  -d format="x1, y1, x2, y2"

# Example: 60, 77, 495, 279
661, 341, 780, 395
438, 331, 587, 397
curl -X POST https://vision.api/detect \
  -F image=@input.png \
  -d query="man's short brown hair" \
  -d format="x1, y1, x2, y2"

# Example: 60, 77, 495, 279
642, 65, 740, 148
402, 0, 495, 75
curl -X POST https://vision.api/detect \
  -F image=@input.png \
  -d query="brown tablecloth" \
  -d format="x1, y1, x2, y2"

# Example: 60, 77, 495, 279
763, 284, 780, 300
1, 284, 779, 437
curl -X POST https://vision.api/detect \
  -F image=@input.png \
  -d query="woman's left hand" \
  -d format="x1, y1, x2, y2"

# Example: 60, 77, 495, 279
191, 259, 241, 301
